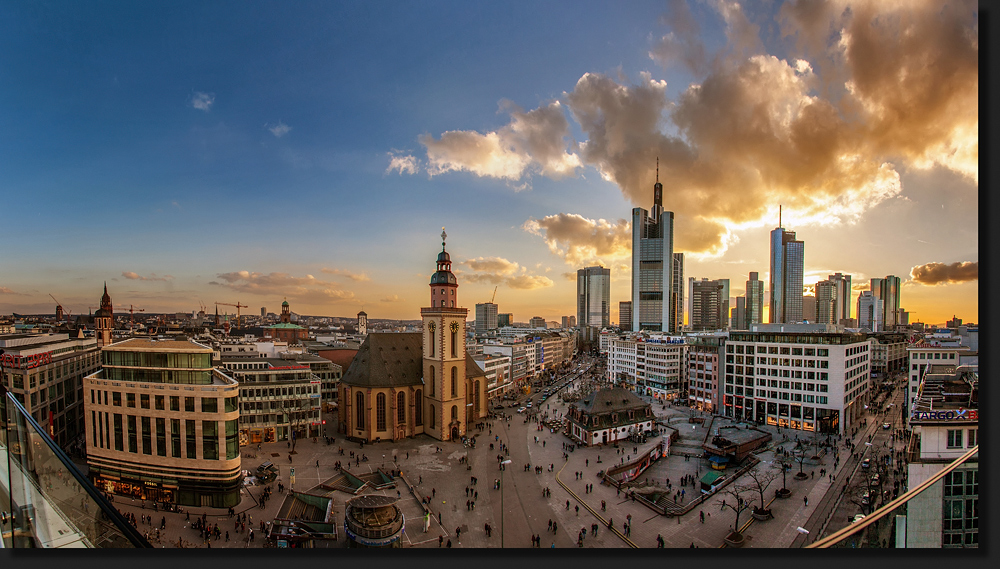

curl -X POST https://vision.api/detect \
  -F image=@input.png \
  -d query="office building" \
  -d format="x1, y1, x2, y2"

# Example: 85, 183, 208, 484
723, 328, 872, 435
815, 279, 838, 324
83, 338, 242, 507
687, 334, 725, 413
827, 273, 852, 322
0, 332, 101, 449
497, 313, 513, 328
619, 301, 632, 331
606, 332, 686, 400
529, 316, 546, 329
802, 296, 816, 322
903, 365, 978, 548
880, 276, 902, 329
732, 296, 747, 331
220, 357, 322, 444
670, 253, 684, 333
905, 340, 970, 422
746, 272, 764, 328
578, 266, 611, 342
688, 278, 730, 331
631, 161, 675, 332
857, 291, 883, 332
769, 221, 804, 323
475, 302, 499, 335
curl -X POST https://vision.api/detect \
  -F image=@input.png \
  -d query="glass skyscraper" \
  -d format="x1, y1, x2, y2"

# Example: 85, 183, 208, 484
577, 266, 611, 329
631, 164, 674, 332
769, 226, 804, 323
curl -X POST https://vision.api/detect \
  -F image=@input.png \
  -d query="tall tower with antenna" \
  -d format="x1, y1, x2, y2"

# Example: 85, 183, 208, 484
631, 158, 676, 332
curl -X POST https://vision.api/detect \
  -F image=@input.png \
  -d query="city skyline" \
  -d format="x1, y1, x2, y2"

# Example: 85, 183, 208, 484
0, 1, 978, 327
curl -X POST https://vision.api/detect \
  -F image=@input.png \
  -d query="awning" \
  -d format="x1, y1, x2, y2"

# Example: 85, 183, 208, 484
708, 455, 730, 464
700, 471, 723, 485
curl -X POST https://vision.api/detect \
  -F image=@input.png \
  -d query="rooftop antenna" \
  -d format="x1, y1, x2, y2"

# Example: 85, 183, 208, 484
779, 205, 782, 229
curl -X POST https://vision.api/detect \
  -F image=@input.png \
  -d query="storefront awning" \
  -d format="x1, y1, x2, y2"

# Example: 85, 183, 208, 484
700, 471, 723, 485
708, 455, 730, 464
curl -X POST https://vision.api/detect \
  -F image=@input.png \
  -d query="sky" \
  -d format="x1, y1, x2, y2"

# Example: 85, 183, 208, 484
0, 0, 979, 327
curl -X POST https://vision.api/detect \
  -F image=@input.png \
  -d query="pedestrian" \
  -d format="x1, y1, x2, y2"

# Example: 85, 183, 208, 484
446, 539, 452, 548
439, 535, 443, 547
700, 510, 705, 523
804, 496, 809, 507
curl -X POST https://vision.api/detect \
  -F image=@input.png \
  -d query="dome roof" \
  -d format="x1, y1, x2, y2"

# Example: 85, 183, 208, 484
94, 308, 112, 318
437, 250, 451, 263
430, 271, 457, 285
282, 300, 289, 306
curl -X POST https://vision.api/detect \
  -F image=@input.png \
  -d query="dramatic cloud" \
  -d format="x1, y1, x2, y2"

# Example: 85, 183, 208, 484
459, 256, 553, 290
909, 261, 978, 286
211, 271, 355, 301
268, 121, 291, 138
320, 268, 371, 282
419, 100, 581, 188
386, 153, 419, 175
122, 271, 174, 282
413, 0, 977, 255
523, 214, 631, 266
190, 91, 215, 112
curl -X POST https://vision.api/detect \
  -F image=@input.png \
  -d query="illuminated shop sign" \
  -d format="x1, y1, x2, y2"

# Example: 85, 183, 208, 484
0, 351, 53, 369
910, 408, 978, 421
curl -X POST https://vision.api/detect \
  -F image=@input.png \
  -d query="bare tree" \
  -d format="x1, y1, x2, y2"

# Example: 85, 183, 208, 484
714, 481, 756, 541
745, 462, 780, 518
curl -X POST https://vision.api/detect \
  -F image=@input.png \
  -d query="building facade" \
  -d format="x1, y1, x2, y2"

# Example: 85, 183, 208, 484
689, 278, 730, 331
769, 226, 804, 324
631, 163, 675, 332
670, 252, 684, 333
607, 333, 686, 400
577, 266, 610, 342
687, 334, 725, 412
475, 303, 498, 335
746, 272, 764, 328
220, 357, 322, 444
83, 338, 241, 507
723, 329, 871, 435
565, 387, 656, 446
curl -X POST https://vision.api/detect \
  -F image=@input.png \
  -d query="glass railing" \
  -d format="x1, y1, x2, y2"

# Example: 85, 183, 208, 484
1, 386, 150, 548
808, 445, 978, 548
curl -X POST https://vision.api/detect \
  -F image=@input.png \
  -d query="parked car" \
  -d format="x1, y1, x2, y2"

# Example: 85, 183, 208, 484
861, 458, 871, 469
851, 514, 867, 524
871, 473, 881, 485
517, 407, 526, 414
882, 422, 891, 430
861, 492, 871, 505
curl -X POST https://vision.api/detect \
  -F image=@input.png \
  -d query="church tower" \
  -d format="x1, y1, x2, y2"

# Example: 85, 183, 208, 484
94, 283, 114, 347
357, 310, 368, 335
421, 228, 468, 441
280, 299, 291, 323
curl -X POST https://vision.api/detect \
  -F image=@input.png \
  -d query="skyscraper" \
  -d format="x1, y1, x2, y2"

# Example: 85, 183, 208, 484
689, 278, 730, 331
670, 252, 684, 333
827, 272, 852, 322
857, 291, 883, 332
631, 160, 675, 332
619, 301, 632, 331
732, 296, 747, 330
746, 272, 764, 327
475, 302, 498, 334
769, 218, 804, 323
880, 276, 901, 329
815, 279, 838, 324
577, 266, 611, 328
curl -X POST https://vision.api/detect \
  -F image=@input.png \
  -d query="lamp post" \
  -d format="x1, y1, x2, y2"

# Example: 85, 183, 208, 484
500, 459, 511, 548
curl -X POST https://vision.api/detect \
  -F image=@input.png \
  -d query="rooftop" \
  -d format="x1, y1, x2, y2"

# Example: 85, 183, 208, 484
105, 338, 211, 352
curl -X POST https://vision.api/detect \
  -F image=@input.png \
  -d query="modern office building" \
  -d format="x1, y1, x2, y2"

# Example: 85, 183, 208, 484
815, 279, 838, 324
219, 357, 322, 445
903, 365, 978, 548
670, 252, 684, 333
83, 338, 242, 507
802, 295, 817, 322
769, 222, 804, 324
475, 302, 499, 335
746, 272, 764, 328
732, 296, 747, 331
577, 266, 611, 341
528, 316, 546, 329
686, 334, 725, 413
827, 272, 852, 322
905, 341, 970, 422
879, 276, 902, 329
858, 291, 884, 332
606, 332, 686, 400
689, 278, 730, 331
0, 332, 100, 448
619, 301, 632, 332
497, 313, 513, 328
631, 162, 675, 332
723, 328, 872, 435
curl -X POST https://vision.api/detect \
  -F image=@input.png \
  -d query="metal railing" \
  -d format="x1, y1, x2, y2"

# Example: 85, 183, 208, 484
807, 444, 978, 548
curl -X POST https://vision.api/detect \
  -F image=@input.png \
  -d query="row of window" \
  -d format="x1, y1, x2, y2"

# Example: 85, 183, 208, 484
91, 389, 237, 414
91, 410, 237, 461
728, 345, 833, 356
946, 429, 978, 449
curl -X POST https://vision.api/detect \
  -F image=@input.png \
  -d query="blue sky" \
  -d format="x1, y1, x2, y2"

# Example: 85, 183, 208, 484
0, 1, 978, 325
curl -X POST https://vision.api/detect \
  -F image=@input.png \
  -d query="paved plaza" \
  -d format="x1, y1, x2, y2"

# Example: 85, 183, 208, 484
84, 364, 903, 550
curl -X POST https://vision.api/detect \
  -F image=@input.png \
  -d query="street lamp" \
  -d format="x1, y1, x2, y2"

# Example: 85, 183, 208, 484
500, 459, 511, 548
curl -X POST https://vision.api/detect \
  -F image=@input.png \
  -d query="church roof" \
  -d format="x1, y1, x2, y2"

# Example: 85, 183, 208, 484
268, 323, 305, 329
573, 386, 651, 416
341, 332, 486, 389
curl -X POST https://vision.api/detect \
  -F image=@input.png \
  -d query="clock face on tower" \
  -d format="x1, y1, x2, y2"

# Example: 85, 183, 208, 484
450, 321, 459, 333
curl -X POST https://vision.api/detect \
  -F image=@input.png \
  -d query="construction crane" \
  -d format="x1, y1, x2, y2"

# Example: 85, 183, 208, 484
491, 285, 498, 304
49, 294, 64, 320
215, 301, 248, 328
119, 304, 145, 332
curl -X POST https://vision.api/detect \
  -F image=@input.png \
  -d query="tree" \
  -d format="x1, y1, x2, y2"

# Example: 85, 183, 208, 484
714, 482, 756, 542
745, 462, 780, 518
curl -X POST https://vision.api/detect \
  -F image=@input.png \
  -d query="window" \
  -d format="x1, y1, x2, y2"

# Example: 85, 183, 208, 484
415, 389, 423, 426
185, 397, 195, 412
202, 420, 218, 460
430, 404, 436, 429
155, 395, 164, 410
171, 419, 181, 457
355, 392, 365, 429
185, 420, 197, 459
451, 405, 458, 421
947, 429, 964, 448
140, 394, 150, 409
474, 380, 481, 415
376, 393, 386, 431
397, 392, 406, 424
968, 429, 977, 447
451, 328, 458, 358
451, 366, 458, 397
225, 419, 238, 460
155, 417, 166, 456
429, 366, 435, 396
113, 414, 123, 451
202, 398, 218, 413
141, 416, 152, 455
127, 415, 138, 453
126, 393, 136, 408
170, 396, 179, 411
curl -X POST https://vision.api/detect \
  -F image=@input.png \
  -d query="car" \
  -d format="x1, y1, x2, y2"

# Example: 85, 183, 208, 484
882, 422, 891, 430
861, 492, 871, 505
526, 402, 532, 408
517, 407, 526, 414
851, 514, 867, 524
871, 473, 881, 485
861, 458, 871, 469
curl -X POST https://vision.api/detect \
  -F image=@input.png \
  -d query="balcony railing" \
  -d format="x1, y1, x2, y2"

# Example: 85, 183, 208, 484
2, 385, 149, 548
